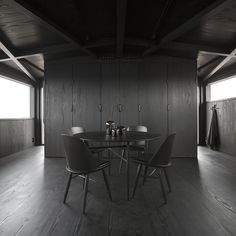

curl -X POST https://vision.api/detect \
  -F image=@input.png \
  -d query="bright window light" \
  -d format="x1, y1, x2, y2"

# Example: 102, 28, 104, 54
0, 77, 31, 118
210, 77, 236, 101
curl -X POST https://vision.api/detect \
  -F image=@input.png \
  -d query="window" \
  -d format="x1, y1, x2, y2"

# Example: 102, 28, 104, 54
0, 76, 32, 119
209, 77, 236, 101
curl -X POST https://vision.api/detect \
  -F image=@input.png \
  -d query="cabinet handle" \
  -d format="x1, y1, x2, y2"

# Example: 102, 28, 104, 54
138, 104, 141, 112
119, 104, 122, 112
98, 104, 102, 112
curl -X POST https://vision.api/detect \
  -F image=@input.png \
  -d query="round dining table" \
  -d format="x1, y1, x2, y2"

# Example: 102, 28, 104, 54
75, 131, 160, 200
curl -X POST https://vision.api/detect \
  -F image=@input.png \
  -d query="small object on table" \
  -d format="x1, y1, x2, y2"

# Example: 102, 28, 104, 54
106, 120, 115, 135
116, 126, 126, 136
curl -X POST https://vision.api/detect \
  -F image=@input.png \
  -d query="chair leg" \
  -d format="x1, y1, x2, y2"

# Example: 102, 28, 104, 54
82, 174, 89, 214
63, 172, 72, 203
119, 149, 125, 174
82, 175, 85, 189
163, 168, 172, 192
108, 149, 111, 175
158, 170, 167, 204
132, 164, 142, 198
143, 165, 148, 185
102, 169, 112, 201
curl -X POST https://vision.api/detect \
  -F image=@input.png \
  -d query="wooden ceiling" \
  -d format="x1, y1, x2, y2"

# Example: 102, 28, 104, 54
0, 0, 236, 83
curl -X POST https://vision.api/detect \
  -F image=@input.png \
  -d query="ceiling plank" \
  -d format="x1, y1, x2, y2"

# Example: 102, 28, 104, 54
143, 0, 228, 56
197, 57, 222, 71
21, 59, 44, 73
7, 0, 95, 57
0, 41, 36, 82
203, 47, 236, 81
116, 0, 127, 57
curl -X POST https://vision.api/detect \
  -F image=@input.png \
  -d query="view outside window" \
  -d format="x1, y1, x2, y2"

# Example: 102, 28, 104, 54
210, 77, 236, 101
0, 76, 31, 118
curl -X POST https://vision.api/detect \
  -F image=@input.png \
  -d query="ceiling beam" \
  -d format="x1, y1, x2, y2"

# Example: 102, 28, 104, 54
151, 0, 174, 39
0, 41, 36, 82
203, 47, 236, 81
143, 0, 228, 56
116, 0, 127, 57
0, 43, 77, 62
199, 50, 230, 57
7, 0, 95, 57
165, 42, 228, 53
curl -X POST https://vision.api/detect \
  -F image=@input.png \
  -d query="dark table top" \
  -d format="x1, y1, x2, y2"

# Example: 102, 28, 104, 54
74, 131, 160, 142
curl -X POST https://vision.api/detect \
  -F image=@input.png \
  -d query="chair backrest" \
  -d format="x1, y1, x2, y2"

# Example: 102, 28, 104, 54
127, 125, 147, 132
127, 125, 148, 147
68, 126, 85, 136
149, 133, 176, 166
62, 134, 100, 173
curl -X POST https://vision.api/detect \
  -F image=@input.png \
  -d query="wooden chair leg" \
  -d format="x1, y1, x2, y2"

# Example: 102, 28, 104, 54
82, 175, 89, 214
143, 165, 148, 185
158, 170, 167, 204
63, 173, 72, 203
119, 149, 125, 174
163, 168, 172, 192
102, 169, 112, 201
132, 164, 142, 198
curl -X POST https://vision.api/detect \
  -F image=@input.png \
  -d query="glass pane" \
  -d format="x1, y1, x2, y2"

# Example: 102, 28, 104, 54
210, 77, 236, 101
0, 77, 31, 118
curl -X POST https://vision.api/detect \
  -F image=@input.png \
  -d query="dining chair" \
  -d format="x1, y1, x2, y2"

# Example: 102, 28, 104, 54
132, 132, 176, 204
62, 134, 112, 214
68, 126, 104, 156
68, 126, 85, 136
119, 125, 148, 173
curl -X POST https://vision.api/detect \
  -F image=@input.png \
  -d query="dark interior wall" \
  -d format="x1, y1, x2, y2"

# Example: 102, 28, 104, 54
0, 119, 34, 158
44, 57, 197, 158
0, 66, 35, 158
205, 67, 236, 157
206, 99, 236, 156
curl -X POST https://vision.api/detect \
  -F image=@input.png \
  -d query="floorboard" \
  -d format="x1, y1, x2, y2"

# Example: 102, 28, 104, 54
0, 146, 235, 236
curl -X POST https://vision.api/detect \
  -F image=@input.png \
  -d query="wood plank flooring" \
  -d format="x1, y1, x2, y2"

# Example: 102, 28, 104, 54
0, 146, 235, 236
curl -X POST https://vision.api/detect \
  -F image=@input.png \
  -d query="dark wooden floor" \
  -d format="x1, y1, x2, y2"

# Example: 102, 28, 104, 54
0, 146, 235, 236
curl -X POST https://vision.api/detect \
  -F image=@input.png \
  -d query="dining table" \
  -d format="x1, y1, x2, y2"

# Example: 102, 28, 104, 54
75, 131, 160, 200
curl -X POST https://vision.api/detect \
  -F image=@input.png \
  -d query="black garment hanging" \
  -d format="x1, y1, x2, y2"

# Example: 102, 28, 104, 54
207, 105, 219, 150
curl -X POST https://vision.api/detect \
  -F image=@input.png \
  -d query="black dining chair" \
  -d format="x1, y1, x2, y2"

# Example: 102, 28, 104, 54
119, 125, 148, 173
132, 132, 176, 204
68, 126, 105, 156
62, 134, 112, 214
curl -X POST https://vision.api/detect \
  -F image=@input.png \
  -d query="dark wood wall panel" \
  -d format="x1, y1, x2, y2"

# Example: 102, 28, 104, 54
168, 61, 197, 157
206, 99, 236, 156
73, 63, 101, 131
45, 58, 197, 158
101, 63, 120, 130
0, 119, 34, 158
139, 62, 168, 152
44, 62, 72, 157
119, 63, 139, 127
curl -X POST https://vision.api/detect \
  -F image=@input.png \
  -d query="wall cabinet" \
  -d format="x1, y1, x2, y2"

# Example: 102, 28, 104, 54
45, 59, 197, 158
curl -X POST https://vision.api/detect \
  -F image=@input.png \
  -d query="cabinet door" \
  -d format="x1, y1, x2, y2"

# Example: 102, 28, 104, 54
101, 63, 119, 130
119, 63, 139, 127
139, 62, 168, 152
168, 61, 197, 157
45, 62, 72, 157
73, 63, 101, 131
